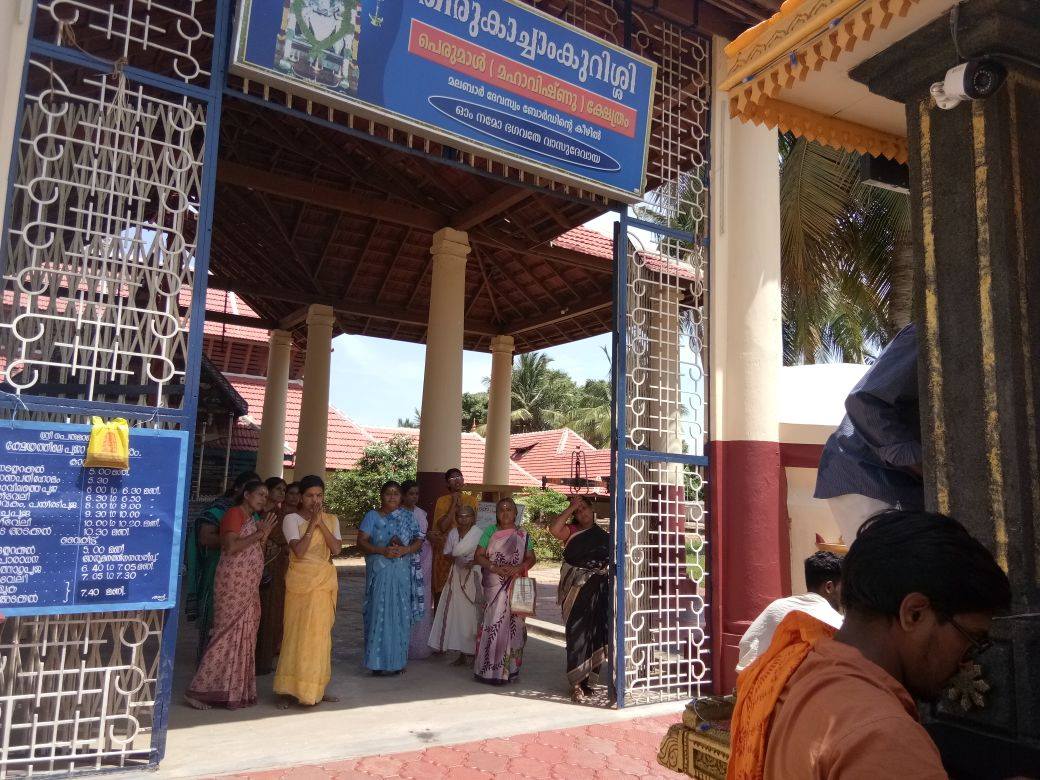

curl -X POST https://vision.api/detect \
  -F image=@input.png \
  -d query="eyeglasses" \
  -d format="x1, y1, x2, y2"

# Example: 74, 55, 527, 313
948, 617, 993, 660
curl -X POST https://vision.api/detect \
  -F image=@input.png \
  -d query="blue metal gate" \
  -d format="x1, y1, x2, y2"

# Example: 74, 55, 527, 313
611, 206, 712, 707
0, 0, 229, 772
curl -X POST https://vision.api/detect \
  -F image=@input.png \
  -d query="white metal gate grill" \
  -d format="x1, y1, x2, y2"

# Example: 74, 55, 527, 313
608, 11, 712, 706
0, 0, 228, 774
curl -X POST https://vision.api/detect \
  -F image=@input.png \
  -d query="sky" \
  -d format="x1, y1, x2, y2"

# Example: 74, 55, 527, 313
328, 331, 611, 426
328, 216, 619, 426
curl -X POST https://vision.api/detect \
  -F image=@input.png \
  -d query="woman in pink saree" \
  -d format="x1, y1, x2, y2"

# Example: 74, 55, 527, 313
185, 481, 278, 709
473, 498, 536, 685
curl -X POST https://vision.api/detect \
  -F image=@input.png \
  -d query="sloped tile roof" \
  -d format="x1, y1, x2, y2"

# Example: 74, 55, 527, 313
552, 226, 613, 259
509, 428, 611, 493
368, 427, 539, 487
226, 376, 375, 471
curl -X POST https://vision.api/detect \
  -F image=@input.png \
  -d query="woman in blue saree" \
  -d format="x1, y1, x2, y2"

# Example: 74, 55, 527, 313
358, 480, 424, 676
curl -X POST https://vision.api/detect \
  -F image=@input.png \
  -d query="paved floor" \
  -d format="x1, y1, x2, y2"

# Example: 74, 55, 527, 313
234, 714, 680, 780
148, 559, 684, 778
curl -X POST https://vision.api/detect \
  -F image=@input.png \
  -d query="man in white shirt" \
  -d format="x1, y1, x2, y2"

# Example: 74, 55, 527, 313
735, 551, 844, 674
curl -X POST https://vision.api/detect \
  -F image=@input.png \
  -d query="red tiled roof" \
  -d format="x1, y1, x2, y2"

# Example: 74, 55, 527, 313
552, 226, 701, 283
368, 427, 539, 487
226, 376, 375, 471
222, 382, 537, 484
552, 225, 613, 259
509, 428, 611, 494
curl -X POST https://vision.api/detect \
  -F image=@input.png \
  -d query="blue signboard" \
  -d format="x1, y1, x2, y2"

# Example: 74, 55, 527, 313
0, 421, 188, 616
231, 0, 657, 200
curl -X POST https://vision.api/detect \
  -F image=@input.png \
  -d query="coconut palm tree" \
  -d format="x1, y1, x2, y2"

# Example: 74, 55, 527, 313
505, 352, 575, 433
636, 135, 910, 365
779, 133, 911, 363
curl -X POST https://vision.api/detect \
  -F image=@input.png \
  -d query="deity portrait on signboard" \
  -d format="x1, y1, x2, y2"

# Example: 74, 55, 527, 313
276, 0, 361, 96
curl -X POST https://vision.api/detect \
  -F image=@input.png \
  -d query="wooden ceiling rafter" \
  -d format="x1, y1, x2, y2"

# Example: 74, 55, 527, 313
340, 220, 385, 301
312, 211, 345, 282
473, 247, 502, 326
212, 282, 499, 338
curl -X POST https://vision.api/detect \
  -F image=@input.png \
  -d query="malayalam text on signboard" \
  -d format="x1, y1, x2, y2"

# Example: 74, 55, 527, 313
232, 0, 657, 200
0, 421, 187, 616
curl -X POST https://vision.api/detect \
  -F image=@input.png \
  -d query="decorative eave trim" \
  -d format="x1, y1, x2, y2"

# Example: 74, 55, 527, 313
734, 97, 909, 162
721, 0, 921, 118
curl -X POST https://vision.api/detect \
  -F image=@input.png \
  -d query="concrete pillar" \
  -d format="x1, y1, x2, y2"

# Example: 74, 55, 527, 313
0, 1, 31, 232
483, 334, 514, 485
708, 36, 785, 693
256, 329, 292, 479
293, 305, 335, 478
417, 228, 471, 512
853, 2, 1039, 772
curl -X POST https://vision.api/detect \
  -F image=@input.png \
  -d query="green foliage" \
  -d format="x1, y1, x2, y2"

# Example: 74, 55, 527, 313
507, 353, 577, 433
461, 391, 488, 431
514, 487, 569, 523
324, 435, 417, 526
778, 133, 910, 364
526, 522, 565, 562
563, 378, 611, 448
396, 408, 421, 428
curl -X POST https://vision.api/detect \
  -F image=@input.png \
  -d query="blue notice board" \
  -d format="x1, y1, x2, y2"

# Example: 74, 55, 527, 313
231, 0, 657, 200
0, 421, 188, 616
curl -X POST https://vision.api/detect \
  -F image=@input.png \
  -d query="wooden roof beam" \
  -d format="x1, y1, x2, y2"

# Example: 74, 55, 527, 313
507, 295, 613, 336
217, 161, 447, 233
217, 162, 612, 275
450, 185, 531, 231
211, 283, 498, 338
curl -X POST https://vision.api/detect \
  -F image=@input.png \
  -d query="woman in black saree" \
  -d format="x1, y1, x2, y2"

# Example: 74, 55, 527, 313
549, 495, 611, 703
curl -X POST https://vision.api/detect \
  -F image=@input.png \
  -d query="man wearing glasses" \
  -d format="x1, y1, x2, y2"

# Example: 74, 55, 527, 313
728, 509, 1010, 779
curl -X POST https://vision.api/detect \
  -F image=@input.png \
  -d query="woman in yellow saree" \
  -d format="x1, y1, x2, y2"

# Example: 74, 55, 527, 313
274, 474, 341, 708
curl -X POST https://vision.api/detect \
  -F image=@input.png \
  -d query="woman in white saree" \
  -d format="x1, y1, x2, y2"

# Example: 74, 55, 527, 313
428, 505, 483, 666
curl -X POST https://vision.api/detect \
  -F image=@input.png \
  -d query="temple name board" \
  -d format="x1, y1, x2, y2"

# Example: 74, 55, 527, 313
0, 421, 187, 616
231, 0, 657, 200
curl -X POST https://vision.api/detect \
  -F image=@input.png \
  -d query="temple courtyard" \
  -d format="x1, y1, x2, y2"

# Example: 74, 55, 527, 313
139, 560, 684, 778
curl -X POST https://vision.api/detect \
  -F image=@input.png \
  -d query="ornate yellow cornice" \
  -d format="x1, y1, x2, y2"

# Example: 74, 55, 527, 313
722, 0, 921, 160
736, 96, 909, 162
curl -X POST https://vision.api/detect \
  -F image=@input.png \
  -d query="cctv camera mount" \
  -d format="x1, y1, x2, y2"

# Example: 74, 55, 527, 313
930, 58, 1008, 110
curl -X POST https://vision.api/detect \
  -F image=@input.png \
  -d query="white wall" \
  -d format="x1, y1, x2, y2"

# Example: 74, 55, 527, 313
779, 365, 868, 591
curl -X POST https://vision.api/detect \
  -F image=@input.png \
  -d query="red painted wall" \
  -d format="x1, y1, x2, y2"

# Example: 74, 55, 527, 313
710, 438, 788, 693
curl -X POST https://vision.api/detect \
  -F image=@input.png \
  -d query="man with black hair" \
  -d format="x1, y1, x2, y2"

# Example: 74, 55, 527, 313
728, 509, 1011, 779
735, 551, 844, 673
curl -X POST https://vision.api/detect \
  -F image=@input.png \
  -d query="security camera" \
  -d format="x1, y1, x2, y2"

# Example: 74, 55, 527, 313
930, 58, 1007, 109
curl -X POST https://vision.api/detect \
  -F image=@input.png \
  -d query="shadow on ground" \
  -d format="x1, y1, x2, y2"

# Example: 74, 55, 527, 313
141, 560, 674, 778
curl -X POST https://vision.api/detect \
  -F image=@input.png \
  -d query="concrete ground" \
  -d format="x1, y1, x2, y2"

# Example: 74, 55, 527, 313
148, 559, 684, 778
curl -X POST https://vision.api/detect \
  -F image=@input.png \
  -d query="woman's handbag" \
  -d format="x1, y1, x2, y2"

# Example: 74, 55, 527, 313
510, 533, 537, 616
510, 574, 537, 616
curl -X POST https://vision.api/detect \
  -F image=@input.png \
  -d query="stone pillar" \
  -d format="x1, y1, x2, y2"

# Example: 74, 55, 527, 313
293, 305, 335, 479
482, 334, 514, 486
852, 2, 1040, 773
417, 228, 471, 514
0, 1, 31, 232
255, 330, 292, 479
708, 36, 786, 693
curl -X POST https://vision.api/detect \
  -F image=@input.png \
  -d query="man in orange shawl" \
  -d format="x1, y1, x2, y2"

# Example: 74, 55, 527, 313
428, 468, 478, 607
728, 509, 1010, 780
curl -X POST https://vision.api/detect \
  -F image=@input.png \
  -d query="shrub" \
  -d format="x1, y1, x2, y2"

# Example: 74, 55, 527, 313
324, 436, 417, 526
514, 487, 569, 523
527, 522, 565, 563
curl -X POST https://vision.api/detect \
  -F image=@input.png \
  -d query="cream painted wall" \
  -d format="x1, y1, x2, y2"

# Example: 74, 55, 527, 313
0, 1, 31, 232
709, 36, 783, 444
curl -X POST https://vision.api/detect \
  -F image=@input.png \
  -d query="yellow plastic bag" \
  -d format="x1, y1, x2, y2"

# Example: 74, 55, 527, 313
84, 416, 130, 470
